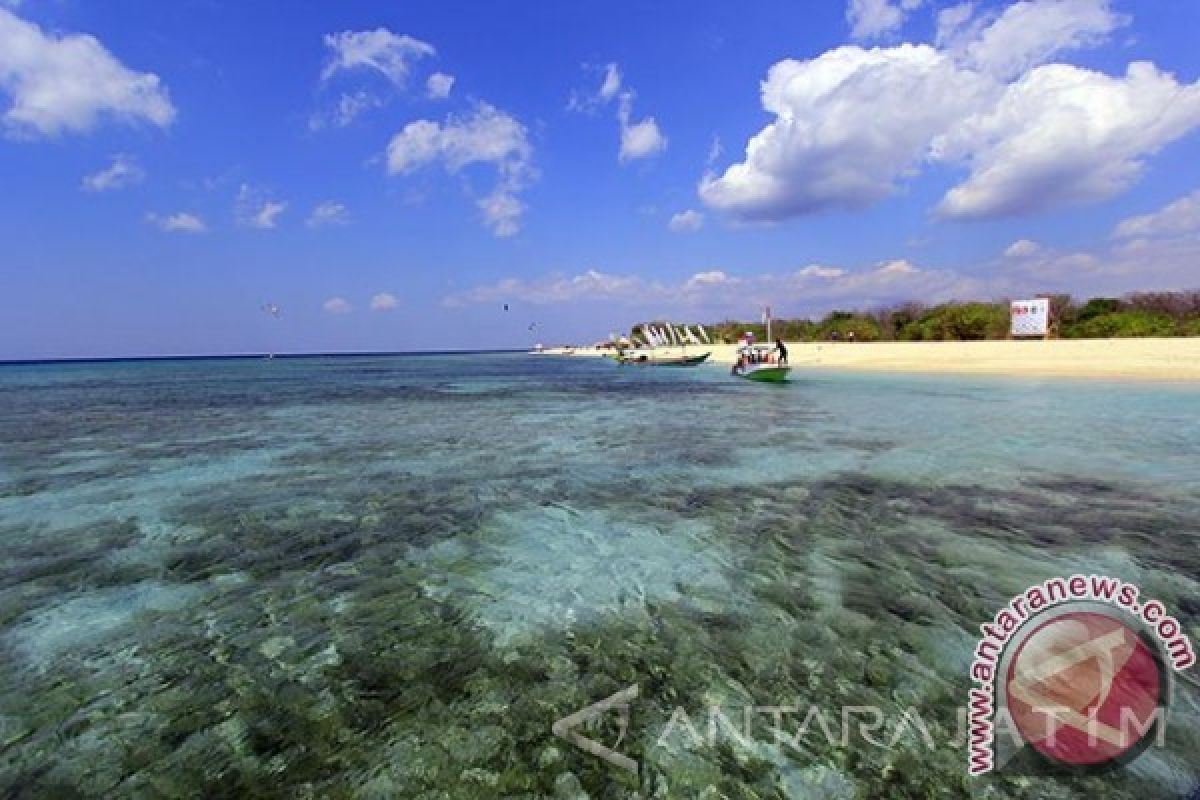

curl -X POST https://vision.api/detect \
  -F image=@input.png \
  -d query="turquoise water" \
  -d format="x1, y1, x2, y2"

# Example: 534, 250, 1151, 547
0, 354, 1197, 798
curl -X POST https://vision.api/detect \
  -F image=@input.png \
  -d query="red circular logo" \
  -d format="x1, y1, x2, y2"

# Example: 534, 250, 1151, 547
1006, 611, 1163, 767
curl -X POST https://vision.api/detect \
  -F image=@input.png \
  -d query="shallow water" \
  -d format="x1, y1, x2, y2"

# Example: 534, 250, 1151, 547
0, 354, 1197, 798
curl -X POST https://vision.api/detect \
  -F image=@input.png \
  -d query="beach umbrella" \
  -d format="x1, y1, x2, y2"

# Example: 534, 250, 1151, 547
697, 325, 711, 344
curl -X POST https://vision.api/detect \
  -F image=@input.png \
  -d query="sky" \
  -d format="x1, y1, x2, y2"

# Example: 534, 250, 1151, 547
2, 0, 1200, 358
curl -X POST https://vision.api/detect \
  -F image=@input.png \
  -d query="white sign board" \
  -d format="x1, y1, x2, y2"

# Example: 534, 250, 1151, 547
1011, 298, 1050, 337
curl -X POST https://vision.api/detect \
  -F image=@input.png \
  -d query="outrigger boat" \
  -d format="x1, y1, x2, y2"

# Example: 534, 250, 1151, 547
618, 350, 710, 366
731, 344, 790, 382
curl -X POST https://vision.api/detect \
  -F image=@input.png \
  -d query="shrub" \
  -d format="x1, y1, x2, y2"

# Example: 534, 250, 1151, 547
1061, 310, 1178, 338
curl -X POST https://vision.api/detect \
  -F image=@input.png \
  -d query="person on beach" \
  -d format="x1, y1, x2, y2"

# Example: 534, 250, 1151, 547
775, 338, 788, 366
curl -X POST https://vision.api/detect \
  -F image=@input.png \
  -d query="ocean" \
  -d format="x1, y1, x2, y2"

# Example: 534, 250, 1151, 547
1, 353, 1197, 798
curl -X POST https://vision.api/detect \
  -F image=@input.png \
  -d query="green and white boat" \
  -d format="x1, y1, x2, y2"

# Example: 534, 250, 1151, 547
731, 344, 791, 382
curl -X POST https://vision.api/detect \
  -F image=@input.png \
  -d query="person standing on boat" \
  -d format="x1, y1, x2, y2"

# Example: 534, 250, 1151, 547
774, 338, 788, 366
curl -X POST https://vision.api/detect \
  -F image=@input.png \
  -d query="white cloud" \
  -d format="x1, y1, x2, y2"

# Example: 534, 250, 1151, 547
81, 153, 144, 192
443, 259, 986, 315
876, 258, 918, 275
1113, 189, 1200, 239
599, 63, 622, 102
444, 270, 644, 307
445, 222, 1200, 316
307, 201, 350, 228
617, 92, 667, 162
369, 291, 398, 311
567, 62, 622, 113
309, 90, 383, 129
1004, 238, 1042, 258
0, 8, 175, 136
426, 71, 455, 100
847, 0, 925, 40
956, 0, 1127, 80
386, 102, 535, 237
935, 3, 980, 48
320, 28, 434, 86
235, 184, 286, 229
700, 44, 992, 218
933, 62, 1200, 218
145, 212, 206, 233
702, 0, 1200, 223
668, 209, 704, 233
323, 297, 352, 314
569, 64, 666, 163
796, 264, 848, 278
706, 135, 722, 166
683, 270, 736, 291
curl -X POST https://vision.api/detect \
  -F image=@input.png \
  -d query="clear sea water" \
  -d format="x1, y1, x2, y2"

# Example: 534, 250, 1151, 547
0, 354, 1197, 798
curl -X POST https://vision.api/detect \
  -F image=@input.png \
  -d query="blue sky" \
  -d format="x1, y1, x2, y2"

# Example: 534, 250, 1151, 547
2, 0, 1200, 358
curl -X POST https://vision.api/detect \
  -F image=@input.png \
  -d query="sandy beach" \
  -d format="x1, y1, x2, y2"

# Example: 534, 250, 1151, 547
556, 337, 1200, 381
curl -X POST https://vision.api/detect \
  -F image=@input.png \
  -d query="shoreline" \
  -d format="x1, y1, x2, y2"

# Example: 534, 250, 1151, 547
550, 338, 1200, 382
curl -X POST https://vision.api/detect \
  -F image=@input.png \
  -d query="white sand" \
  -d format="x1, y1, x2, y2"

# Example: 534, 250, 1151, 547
555, 338, 1200, 381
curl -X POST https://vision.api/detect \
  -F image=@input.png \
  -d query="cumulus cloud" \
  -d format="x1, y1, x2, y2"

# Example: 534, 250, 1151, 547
569, 63, 666, 162
386, 102, 535, 236
700, 44, 992, 218
847, 0, 925, 40
0, 8, 175, 136
934, 62, 1200, 219
617, 93, 667, 162
145, 211, 206, 233
702, 0, 1200, 223
235, 184, 286, 229
323, 297, 352, 314
426, 71, 455, 100
320, 29, 434, 86
81, 153, 144, 192
1004, 238, 1042, 258
668, 209, 704, 233
1113, 189, 1200, 239
306, 201, 350, 228
369, 291, 398, 311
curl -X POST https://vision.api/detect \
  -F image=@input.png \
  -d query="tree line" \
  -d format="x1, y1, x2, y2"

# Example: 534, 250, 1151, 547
695, 290, 1200, 343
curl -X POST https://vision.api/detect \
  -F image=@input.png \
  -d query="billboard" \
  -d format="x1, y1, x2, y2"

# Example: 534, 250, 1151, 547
1011, 298, 1050, 337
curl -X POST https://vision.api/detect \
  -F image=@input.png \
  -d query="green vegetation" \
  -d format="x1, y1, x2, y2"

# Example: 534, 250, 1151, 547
683, 289, 1200, 342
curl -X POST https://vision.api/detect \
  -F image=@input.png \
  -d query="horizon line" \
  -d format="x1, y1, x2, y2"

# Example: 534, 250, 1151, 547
0, 348, 531, 367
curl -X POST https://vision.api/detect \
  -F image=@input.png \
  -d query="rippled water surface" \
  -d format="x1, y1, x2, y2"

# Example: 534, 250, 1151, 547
1, 354, 1198, 798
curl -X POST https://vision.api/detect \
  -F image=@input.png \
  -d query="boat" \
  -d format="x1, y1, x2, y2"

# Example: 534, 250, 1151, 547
618, 351, 710, 366
731, 344, 791, 382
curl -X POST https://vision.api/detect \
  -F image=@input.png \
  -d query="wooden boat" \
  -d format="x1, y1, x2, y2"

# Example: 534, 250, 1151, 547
731, 344, 791, 382
618, 351, 710, 366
